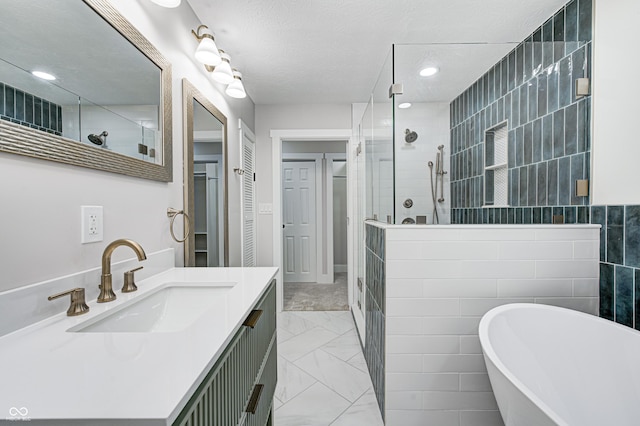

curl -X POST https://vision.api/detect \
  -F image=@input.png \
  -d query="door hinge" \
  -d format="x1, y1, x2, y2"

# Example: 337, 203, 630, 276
389, 83, 403, 98
253, 172, 256, 182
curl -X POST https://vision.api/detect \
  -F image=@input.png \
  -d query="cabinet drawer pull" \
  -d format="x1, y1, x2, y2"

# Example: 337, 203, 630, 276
245, 384, 264, 414
243, 309, 263, 328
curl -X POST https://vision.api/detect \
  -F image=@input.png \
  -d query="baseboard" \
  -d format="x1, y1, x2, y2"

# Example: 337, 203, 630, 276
334, 264, 347, 273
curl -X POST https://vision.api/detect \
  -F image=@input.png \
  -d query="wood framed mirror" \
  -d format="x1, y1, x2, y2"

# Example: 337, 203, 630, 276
0, 0, 172, 181
183, 79, 228, 266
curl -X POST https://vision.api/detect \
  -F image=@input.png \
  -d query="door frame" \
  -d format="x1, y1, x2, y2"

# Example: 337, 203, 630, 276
271, 129, 353, 312
282, 155, 323, 283
194, 154, 224, 267
325, 153, 347, 276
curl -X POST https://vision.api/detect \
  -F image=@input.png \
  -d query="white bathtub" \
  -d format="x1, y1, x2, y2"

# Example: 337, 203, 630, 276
479, 303, 640, 426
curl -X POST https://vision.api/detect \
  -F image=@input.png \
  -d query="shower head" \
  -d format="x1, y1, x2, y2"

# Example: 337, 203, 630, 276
438, 144, 444, 150
88, 131, 108, 146
404, 129, 418, 143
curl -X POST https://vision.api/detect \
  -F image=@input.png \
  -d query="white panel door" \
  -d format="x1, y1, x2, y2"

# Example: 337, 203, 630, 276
283, 161, 317, 283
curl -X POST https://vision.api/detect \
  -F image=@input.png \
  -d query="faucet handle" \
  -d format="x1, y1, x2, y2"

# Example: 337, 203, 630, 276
48, 288, 90, 316
122, 266, 143, 293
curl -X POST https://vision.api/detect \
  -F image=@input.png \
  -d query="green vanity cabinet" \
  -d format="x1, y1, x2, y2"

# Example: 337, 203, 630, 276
173, 280, 277, 426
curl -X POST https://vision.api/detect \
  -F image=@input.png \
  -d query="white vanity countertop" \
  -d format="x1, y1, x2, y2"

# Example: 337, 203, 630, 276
0, 267, 278, 425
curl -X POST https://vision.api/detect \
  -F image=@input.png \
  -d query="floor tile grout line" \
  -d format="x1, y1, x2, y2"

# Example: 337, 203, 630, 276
275, 355, 319, 405
274, 380, 352, 419
274, 378, 318, 409
276, 313, 319, 337
277, 326, 342, 363
274, 310, 382, 425
327, 387, 376, 426
292, 348, 373, 404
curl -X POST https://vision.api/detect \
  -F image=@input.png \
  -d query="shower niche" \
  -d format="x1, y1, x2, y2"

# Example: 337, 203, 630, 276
484, 121, 509, 207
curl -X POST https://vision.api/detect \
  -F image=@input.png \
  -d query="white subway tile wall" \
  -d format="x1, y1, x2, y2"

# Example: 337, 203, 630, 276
381, 224, 599, 426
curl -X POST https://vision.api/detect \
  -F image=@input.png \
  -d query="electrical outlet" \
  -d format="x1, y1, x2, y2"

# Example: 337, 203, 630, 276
81, 206, 103, 244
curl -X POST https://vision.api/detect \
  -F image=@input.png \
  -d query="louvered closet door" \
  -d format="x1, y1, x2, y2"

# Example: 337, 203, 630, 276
242, 131, 256, 266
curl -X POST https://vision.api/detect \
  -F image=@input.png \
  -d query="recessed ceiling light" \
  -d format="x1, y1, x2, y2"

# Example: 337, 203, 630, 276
31, 71, 56, 81
419, 67, 439, 77
398, 103, 412, 109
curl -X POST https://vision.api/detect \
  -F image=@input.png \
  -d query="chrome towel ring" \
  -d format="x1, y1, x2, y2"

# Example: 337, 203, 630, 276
167, 207, 191, 243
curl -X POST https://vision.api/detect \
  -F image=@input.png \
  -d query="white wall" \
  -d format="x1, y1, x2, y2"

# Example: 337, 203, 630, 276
394, 103, 451, 224
254, 103, 352, 266
0, 1, 254, 292
591, 0, 640, 205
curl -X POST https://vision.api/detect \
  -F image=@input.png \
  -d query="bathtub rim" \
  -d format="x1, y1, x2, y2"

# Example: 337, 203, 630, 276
478, 303, 598, 426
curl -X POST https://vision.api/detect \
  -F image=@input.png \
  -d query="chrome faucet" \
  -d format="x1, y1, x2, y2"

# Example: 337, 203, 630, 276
98, 239, 147, 303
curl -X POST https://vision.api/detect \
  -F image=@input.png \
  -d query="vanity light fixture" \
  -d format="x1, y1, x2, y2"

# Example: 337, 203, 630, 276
398, 102, 412, 109
419, 66, 439, 77
226, 69, 246, 99
31, 70, 56, 81
191, 25, 221, 66
211, 51, 234, 85
149, 0, 181, 7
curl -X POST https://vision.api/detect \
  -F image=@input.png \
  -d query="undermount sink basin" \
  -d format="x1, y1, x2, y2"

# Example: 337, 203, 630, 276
70, 283, 235, 333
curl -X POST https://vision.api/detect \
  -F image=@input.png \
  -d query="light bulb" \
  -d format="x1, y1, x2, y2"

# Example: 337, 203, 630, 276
226, 71, 246, 98
211, 52, 234, 85
194, 36, 221, 66
398, 102, 412, 109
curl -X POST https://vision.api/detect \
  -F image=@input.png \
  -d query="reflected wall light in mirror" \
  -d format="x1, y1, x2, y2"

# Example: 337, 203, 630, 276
31, 71, 56, 81
0, 0, 173, 182
149, 0, 181, 7
182, 79, 229, 267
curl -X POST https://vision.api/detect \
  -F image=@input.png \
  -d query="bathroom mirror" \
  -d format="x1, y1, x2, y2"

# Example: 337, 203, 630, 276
183, 79, 228, 267
0, 0, 172, 182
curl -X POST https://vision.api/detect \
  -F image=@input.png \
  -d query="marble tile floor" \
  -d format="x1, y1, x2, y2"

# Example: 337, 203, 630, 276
283, 273, 349, 311
274, 310, 384, 426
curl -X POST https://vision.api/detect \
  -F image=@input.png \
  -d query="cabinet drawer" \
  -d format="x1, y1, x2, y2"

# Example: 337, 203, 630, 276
243, 341, 277, 426
173, 280, 277, 426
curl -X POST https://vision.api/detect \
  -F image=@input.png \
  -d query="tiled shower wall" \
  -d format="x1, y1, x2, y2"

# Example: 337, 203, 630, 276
364, 223, 386, 421
450, 0, 592, 224
0, 82, 63, 136
591, 205, 640, 329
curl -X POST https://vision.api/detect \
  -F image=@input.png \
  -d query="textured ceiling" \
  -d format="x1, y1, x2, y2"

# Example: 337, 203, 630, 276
186, 0, 570, 105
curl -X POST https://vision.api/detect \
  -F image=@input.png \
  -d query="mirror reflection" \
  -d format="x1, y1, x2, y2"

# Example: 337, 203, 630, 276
0, 0, 170, 175
192, 100, 225, 266
1, 0, 161, 162
183, 80, 228, 267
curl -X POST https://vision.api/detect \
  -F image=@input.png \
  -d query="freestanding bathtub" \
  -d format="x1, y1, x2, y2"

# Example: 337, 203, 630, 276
479, 303, 640, 426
